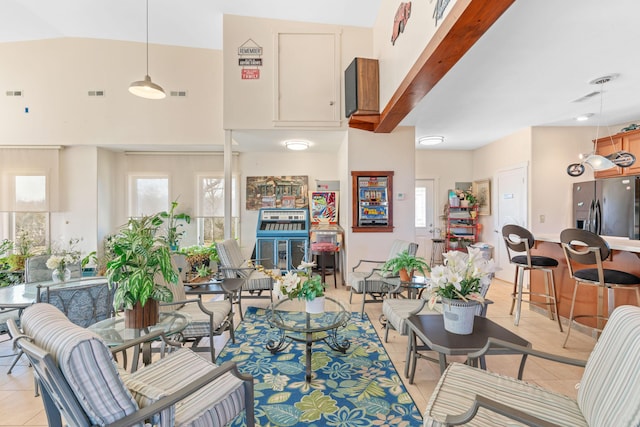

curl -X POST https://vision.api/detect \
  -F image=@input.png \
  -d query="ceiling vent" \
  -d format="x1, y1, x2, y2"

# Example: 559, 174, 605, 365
170, 91, 188, 97
88, 90, 105, 97
6, 90, 23, 96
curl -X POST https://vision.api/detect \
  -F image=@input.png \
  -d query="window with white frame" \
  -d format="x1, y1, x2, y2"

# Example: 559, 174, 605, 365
197, 175, 239, 244
129, 176, 169, 217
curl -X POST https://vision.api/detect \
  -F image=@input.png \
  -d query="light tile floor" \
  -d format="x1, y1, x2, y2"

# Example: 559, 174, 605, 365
0, 277, 596, 426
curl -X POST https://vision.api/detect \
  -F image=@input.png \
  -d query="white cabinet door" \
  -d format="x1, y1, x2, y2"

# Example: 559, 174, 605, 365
274, 32, 340, 126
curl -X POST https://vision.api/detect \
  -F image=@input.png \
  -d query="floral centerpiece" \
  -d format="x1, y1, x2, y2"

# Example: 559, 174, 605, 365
427, 247, 497, 334
455, 188, 478, 206
46, 238, 82, 282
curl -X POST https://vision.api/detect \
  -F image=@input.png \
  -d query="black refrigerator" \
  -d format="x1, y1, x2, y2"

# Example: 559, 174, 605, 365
572, 177, 640, 239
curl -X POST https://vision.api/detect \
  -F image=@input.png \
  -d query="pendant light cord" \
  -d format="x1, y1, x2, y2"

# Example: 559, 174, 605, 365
145, 0, 149, 76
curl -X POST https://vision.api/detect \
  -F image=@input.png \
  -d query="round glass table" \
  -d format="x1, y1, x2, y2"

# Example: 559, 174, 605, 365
88, 312, 190, 370
267, 296, 351, 382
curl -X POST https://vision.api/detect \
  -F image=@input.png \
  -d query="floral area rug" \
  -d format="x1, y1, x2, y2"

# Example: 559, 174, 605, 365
216, 306, 423, 427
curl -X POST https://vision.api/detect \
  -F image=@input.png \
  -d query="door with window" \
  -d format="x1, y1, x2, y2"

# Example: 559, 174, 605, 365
415, 179, 437, 263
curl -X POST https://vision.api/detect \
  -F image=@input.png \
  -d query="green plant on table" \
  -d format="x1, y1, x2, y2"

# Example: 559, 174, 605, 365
179, 243, 218, 269
106, 214, 177, 311
254, 261, 326, 301
159, 199, 191, 250
196, 264, 212, 278
381, 250, 429, 277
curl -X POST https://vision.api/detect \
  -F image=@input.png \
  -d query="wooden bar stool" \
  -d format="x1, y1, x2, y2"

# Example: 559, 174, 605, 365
430, 238, 445, 267
502, 225, 563, 331
560, 228, 640, 347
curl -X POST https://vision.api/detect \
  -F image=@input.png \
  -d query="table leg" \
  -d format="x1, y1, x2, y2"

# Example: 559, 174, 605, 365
305, 332, 312, 383
405, 329, 414, 378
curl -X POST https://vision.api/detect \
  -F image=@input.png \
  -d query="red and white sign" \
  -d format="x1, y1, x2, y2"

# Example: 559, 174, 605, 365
241, 69, 260, 80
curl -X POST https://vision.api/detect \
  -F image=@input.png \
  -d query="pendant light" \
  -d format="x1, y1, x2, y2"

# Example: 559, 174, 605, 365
129, 0, 166, 99
583, 76, 616, 171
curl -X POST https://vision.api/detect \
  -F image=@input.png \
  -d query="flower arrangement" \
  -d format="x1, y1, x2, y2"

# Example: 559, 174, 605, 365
427, 247, 497, 309
253, 261, 325, 301
46, 238, 82, 274
455, 188, 478, 205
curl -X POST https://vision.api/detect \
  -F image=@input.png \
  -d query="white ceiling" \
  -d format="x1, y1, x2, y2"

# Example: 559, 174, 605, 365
3, 0, 640, 152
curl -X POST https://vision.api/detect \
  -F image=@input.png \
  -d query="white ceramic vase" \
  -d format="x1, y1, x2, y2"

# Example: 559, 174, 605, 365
305, 296, 325, 314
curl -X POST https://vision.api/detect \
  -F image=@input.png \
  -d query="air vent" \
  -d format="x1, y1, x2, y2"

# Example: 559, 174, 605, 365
88, 90, 105, 97
6, 90, 23, 97
170, 91, 188, 97
572, 91, 600, 103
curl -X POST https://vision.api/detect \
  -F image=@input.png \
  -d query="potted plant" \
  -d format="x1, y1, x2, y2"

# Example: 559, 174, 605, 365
106, 214, 178, 328
255, 261, 326, 313
179, 243, 218, 279
381, 250, 429, 282
159, 199, 191, 251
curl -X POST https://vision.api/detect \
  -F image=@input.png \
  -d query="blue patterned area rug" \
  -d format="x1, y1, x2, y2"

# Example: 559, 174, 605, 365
216, 306, 423, 427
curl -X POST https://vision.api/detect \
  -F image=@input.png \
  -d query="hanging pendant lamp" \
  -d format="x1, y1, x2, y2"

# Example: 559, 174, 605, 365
129, 0, 165, 99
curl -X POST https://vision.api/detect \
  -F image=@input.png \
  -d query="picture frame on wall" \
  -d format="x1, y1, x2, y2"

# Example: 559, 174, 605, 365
473, 179, 491, 215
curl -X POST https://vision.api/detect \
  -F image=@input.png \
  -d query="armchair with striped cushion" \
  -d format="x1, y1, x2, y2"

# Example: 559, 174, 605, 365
10, 303, 254, 427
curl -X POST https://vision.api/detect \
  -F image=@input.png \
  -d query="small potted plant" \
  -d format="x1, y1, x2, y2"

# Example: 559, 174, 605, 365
106, 213, 178, 328
159, 199, 191, 251
255, 261, 326, 313
381, 250, 429, 282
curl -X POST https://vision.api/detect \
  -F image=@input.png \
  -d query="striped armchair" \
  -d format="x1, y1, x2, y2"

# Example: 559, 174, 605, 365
10, 303, 254, 427
422, 305, 640, 426
217, 238, 279, 300
348, 239, 418, 317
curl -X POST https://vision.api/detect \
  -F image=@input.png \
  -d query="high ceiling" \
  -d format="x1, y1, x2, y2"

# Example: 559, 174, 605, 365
2, 0, 640, 152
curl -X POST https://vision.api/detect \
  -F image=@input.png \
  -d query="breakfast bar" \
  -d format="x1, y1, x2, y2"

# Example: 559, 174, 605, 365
531, 234, 640, 330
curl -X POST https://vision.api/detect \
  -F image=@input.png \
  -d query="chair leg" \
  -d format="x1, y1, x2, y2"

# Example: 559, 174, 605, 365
509, 265, 520, 315
514, 266, 526, 326
7, 349, 23, 374
549, 269, 563, 332
563, 280, 580, 348
543, 269, 554, 321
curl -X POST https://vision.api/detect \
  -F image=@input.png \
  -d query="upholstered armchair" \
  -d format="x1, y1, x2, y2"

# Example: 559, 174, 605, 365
422, 305, 640, 426
348, 239, 418, 317
217, 238, 279, 300
10, 303, 254, 427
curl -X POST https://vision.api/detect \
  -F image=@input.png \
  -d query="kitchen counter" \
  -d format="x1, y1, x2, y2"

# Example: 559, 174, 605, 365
530, 235, 640, 331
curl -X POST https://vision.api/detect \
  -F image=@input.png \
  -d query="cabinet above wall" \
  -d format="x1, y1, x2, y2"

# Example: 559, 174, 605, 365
594, 128, 640, 178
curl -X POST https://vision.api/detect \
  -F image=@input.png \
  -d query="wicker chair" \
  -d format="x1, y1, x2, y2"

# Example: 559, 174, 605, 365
10, 303, 254, 427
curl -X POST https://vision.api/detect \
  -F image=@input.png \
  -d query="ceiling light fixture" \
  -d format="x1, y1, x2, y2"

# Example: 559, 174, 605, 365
418, 135, 444, 146
129, 0, 165, 100
285, 140, 309, 151
575, 113, 593, 122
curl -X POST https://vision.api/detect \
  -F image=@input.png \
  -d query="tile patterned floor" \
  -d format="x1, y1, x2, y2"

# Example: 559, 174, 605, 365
0, 277, 595, 426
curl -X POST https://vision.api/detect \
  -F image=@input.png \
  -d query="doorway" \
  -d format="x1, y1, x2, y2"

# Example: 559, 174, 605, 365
415, 179, 437, 263
494, 163, 528, 281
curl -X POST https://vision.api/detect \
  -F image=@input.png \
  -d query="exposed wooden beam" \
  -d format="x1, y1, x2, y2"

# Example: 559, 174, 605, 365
367, 0, 515, 134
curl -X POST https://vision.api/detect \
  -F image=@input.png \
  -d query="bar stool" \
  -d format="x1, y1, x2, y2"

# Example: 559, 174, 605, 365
560, 228, 640, 347
430, 238, 445, 267
502, 225, 563, 331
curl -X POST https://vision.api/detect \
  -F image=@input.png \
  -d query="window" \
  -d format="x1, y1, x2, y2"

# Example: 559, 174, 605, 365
197, 176, 239, 244
415, 186, 427, 228
129, 176, 169, 217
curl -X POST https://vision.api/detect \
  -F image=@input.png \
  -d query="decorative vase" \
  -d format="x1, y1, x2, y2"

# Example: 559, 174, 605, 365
470, 211, 477, 219
305, 296, 325, 314
52, 267, 71, 283
125, 300, 159, 329
441, 298, 479, 335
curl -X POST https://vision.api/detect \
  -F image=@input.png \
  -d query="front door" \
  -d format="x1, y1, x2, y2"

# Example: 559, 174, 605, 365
415, 179, 437, 264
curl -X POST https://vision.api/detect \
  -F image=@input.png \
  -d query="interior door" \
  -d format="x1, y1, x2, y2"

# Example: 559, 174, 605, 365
415, 179, 436, 263
494, 165, 528, 281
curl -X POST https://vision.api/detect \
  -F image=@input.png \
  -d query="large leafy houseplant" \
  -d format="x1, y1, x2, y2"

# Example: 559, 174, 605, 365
107, 214, 177, 326
382, 250, 429, 281
159, 199, 191, 250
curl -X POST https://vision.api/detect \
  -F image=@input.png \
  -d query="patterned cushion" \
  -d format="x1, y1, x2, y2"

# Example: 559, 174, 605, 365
383, 299, 441, 335
21, 303, 140, 426
179, 299, 232, 339
218, 238, 277, 292
577, 305, 640, 426
423, 363, 587, 427
127, 348, 247, 427
349, 271, 399, 294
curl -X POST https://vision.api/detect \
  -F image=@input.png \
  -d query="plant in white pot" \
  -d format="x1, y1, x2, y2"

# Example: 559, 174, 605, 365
256, 261, 326, 313
106, 214, 178, 328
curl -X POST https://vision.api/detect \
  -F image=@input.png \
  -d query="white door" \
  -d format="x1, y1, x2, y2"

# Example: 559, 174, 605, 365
415, 179, 437, 264
494, 164, 528, 281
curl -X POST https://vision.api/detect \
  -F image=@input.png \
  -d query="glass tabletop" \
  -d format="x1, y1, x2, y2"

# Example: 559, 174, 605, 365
267, 296, 350, 334
88, 312, 190, 347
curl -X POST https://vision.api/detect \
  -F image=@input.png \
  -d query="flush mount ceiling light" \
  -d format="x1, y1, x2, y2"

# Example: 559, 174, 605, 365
575, 113, 594, 122
417, 135, 444, 146
285, 140, 309, 151
129, 0, 165, 100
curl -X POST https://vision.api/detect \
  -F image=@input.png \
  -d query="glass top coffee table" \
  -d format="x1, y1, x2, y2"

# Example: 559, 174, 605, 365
88, 311, 190, 370
267, 296, 351, 382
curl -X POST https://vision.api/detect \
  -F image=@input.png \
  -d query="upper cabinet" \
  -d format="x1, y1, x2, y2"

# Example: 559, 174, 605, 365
274, 32, 341, 127
594, 129, 640, 178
